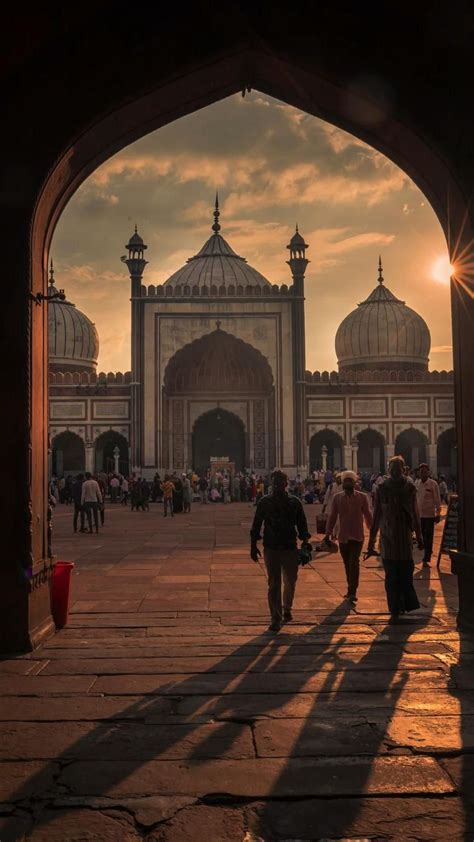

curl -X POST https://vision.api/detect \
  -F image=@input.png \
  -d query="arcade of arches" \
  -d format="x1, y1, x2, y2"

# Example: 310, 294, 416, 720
308, 426, 455, 478
3, 16, 474, 652
50, 430, 129, 478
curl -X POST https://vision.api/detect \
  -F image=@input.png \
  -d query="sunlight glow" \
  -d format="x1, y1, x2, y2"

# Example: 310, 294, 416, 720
431, 254, 455, 284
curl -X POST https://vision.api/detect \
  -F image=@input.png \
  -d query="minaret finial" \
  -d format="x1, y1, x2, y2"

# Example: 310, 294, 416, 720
134, 223, 138, 234
295, 223, 299, 233
378, 255, 384, 284
212, 192, 221, 234
49, 258, 55, 286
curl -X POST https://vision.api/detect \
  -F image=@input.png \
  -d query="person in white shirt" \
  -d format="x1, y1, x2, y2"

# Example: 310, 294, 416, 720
415, 463, 441, 567
120, 477, 129, 505
81, 472, 103, 533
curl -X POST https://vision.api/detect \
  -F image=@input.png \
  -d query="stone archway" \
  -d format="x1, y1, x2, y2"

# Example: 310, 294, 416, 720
163, 328, 274, 471
395, 428, 428, 469
309, 429, 344, 472
192, 409, 246, 475
51, 431, 85, 476
357, 429, 385, 474
5, 30, 474, 648
94, 431, 129, 476
437, 427, 457, 482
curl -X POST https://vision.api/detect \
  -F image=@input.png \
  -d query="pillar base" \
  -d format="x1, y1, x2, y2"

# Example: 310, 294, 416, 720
449, 550, 474, 634
0, 561, 56, 655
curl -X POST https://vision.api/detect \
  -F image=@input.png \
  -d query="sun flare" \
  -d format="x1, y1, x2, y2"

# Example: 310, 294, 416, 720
431, 254, 455, 284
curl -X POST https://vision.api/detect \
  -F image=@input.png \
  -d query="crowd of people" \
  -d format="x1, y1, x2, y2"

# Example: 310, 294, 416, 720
49, 459, 451, 629
251, 459, 451, 631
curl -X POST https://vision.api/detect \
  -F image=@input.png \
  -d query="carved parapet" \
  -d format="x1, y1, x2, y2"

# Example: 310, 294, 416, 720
147, 283, 296, 298
307, 368, 454, 384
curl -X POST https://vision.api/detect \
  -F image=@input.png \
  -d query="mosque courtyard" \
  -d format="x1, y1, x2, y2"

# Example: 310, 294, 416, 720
1, 501, 473, 840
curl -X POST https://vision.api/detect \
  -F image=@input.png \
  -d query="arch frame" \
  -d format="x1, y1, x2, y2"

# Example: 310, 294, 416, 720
3, 38, 474, 649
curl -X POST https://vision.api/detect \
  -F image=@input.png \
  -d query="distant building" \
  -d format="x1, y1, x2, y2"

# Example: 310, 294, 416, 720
49, 202, 456, 480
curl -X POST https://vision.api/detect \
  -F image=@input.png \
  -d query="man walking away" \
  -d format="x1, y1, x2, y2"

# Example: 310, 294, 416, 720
415, 463, 441, 567
163, 475, 175, 517
325, 470, 372, 604
81, 471, 102, 534
250, 470, 311, 632
366, 456, 423, 622
121, 477, 129, 505
72, 473, 85, 533
198, 475, 209, 504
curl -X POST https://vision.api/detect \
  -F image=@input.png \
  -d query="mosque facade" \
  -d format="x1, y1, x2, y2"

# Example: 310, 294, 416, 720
48, 203, 456, 481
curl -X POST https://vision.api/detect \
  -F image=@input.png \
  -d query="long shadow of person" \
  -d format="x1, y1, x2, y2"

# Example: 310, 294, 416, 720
1, 601, 356, 839
437, 558, 474, 839
247, 586, 444, 840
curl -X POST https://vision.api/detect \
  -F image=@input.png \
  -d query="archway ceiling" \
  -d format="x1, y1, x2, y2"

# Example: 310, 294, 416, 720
164, 328, 273, 394
17, 6, 473, 258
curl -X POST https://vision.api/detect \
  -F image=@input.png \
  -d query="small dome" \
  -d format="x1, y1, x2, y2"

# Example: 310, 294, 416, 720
48, 274, 99, 373
163, 200, 272, 290
287, 225, 308, 251
335, 260, 431, 371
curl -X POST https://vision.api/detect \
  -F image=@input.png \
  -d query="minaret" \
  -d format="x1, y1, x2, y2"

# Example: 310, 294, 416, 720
287, 226, 309, 472
121, 226, 148, 472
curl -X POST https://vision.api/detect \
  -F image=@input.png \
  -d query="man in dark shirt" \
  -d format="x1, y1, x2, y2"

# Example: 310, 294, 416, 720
250, 470, 310, 631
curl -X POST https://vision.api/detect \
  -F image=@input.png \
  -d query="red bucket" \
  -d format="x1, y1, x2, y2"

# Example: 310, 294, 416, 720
51, 561, 75, 628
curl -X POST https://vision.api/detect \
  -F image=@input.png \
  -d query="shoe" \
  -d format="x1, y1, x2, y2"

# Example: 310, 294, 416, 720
388, 613, 399, 624
422, 561, 430, 568
283, 610, 293, 622
268, 621, 281, 632
348, 594, 358, 603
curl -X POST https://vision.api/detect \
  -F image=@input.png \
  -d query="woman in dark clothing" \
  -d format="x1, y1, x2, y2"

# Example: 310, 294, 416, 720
172, 475, 184, 513
366, 455, 424, 622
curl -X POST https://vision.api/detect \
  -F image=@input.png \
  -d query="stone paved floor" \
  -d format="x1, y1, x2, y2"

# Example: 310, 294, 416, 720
0, 501, 472, 840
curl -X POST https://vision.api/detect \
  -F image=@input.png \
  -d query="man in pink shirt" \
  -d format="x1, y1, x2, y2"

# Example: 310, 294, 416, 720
325, 470, 372, 604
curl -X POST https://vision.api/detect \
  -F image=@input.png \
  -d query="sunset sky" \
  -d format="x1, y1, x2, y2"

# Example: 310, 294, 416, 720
52, 92, 453, 373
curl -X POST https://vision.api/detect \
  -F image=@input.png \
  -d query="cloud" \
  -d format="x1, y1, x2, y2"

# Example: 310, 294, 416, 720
51, 91, 452, 373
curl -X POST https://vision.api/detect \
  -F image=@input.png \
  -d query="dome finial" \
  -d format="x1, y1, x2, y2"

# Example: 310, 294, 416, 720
212, 192, 221, 234
378, 255, 384, 284
134, 223, 138, 235
49, 258, 55, 286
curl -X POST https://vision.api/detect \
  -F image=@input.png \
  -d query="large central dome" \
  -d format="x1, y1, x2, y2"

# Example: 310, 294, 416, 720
163, 198, 272, 290
335, 259, 431, 372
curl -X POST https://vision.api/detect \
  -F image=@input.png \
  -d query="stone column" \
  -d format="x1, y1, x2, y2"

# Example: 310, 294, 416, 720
85, 441, 95, 474
386, 443, 395, 464
428, 443, 437, 476
321, 444, 328, 472
113, 446, 120, 474
351, 441, 359, 472
343, 445, 352, 470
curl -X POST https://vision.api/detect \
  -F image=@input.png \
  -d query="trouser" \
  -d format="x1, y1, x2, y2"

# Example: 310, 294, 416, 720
99, 504, 105, 525
110, 487, 118, 503
121, 491, 128, 505
339, 540, 363, 596
264, 548, 299, 623
420, 517, 435, 562
163, 497, 174, 516
200, 490, 208, 503
383, 558, 420, 615
84, 502, 99, 531
73, 504, 85, 532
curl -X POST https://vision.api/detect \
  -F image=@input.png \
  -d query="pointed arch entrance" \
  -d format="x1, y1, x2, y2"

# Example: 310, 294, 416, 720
163, 328, 274, 472
192, 409, 246, 475
6, 36, 474, 649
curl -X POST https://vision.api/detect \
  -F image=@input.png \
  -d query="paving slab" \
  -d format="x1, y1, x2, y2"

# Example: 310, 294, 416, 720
58, 756, 454, 797
1, 502, 466, 839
